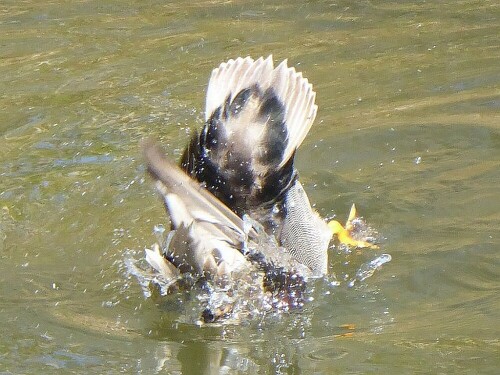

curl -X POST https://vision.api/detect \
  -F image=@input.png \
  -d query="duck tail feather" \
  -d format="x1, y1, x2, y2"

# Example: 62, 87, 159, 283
204, 56, 317, 169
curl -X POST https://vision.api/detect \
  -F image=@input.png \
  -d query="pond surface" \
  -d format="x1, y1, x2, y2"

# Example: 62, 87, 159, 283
1, 0, 499, 373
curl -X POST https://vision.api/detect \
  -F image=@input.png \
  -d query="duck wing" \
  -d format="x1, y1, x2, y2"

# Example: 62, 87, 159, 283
142, 139, 252, 278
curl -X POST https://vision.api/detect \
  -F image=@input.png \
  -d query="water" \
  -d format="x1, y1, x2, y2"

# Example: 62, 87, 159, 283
1, 0, 499, 373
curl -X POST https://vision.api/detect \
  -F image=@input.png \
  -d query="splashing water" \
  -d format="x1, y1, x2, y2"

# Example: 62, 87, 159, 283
123, 215, 391, 324
348, 254, 392, 287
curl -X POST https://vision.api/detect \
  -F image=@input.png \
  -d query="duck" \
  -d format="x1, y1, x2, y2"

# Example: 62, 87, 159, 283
142, 56, 375, 320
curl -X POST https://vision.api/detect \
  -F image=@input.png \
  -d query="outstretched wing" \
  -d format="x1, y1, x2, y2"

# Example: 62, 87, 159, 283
142, 139, 253, 277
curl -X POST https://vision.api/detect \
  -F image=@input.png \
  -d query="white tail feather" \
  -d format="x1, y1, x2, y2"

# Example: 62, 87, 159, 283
205, 56, 318, 168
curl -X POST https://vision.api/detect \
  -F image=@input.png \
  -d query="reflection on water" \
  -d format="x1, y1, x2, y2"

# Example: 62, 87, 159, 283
0, 0, 499, 373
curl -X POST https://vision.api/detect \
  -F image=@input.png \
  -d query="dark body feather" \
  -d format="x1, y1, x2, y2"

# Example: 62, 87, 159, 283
181, 86, 298, 221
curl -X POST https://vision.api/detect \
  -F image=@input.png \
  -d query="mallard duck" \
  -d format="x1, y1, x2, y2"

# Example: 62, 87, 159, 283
142, 56, 375, 308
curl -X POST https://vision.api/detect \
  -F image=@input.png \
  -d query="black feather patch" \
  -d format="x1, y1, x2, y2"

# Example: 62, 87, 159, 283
180, 86, 295, 216
203, 107, 225, 152
229, 87, 254, 117
258, 88, 287, 165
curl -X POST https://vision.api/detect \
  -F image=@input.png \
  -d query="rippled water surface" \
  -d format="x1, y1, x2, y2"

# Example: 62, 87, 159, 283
1, 0, 499, 373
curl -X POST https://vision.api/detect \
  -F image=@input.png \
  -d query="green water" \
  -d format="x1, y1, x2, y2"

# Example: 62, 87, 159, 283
1, 0, 499, 373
